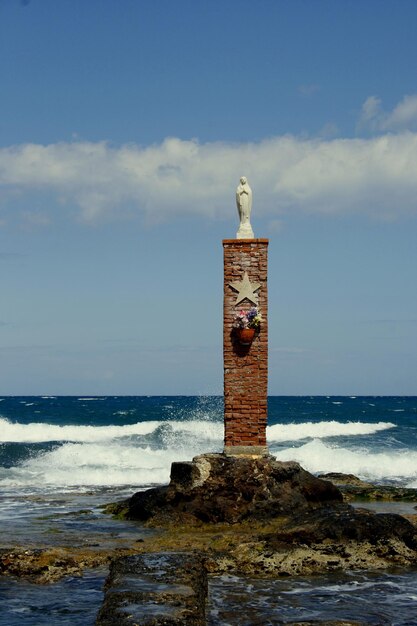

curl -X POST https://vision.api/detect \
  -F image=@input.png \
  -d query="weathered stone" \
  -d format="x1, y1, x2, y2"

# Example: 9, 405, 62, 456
264, 504, 417, 550
116, 456, 417, 578
125, 454, 343, 525
320, 473, 374, 487
95, 552, 206, 626
0, 547, 111, 584
321, 472, 417, 502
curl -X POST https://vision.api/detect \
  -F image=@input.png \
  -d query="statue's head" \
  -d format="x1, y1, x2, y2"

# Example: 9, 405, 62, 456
240, 176, 247, 185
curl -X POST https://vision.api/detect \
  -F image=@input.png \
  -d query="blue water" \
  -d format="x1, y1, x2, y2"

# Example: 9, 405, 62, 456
0, 570, 106, 626
1, 395, 417, 624
208, 570, 417, 625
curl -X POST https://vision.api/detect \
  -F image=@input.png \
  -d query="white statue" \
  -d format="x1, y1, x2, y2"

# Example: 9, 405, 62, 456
236, 176, 254, 239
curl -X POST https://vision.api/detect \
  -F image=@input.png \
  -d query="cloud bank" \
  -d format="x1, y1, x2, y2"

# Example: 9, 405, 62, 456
1, 129, 417, 224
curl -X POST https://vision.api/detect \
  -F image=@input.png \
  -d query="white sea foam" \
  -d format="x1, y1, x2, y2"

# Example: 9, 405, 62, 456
0, 417, 223, 444
274, 439, 417, 482
0, 416, 224, 487
282, 579, 400, 595
0, 435, 218, 487
0, 417, 161, 443
267, 420, 395, 442
169, 420, 223, 438
0, 416, 409, 489
0, 417, 394, 446
77, 397, 106, 401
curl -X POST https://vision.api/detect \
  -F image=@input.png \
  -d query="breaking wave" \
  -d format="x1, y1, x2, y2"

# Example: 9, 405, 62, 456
0, 417, 394, 444
0, 415, 409, 488
274, 439, 417, 484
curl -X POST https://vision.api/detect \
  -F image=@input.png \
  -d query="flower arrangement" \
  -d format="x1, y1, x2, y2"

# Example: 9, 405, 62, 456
233, 307, 262, 330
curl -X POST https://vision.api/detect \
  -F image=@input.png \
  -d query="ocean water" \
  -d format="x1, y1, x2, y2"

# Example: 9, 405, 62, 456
1, 395, 417, 624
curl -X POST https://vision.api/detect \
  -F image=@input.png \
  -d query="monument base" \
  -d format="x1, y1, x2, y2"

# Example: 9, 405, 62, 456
121, 453, 343, 525
223, 445, 269, 457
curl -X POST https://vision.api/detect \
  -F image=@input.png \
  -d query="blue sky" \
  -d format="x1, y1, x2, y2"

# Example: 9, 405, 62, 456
0, 0, 416, 395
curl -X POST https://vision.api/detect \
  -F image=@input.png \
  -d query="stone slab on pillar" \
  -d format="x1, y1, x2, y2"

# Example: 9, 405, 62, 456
223, 238, 269, 456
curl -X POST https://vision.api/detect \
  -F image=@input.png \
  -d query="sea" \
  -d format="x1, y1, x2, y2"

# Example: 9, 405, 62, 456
1, 395, 417, 625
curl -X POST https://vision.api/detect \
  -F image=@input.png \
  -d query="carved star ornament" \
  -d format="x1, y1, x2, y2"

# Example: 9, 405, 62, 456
229, 271, 261, 306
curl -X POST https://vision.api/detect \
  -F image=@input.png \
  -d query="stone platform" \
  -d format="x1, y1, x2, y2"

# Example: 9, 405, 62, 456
96, 552, 206, 626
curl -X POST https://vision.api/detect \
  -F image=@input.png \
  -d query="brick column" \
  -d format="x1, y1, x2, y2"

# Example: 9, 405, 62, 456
223, 238, 269, 456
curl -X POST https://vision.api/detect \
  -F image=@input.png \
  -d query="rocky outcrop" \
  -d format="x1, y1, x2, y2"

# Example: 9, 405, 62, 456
96, 552, 206, 626
114, 454, 417, 578
266, 504, 417, 548
321, 472, 417, 503
6, 456, 417, 626
0, 547, 111, 584
124, 454, 343, 525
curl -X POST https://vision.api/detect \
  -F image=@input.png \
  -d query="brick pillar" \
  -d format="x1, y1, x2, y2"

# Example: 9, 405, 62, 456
223, 238, 269, 456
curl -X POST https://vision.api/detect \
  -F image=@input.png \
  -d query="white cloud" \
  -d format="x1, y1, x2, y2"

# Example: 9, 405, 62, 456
358, 94, 417, 132
1, 131, 417, 224
384, 95, 417, 130
357, 96, 383, 132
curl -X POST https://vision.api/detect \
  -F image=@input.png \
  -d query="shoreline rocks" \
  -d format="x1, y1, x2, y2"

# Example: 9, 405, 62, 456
3, 459, 417, 624
321, 472, 417, 503
110, 454, 417, 578
92, 457, 417, 623
0, 546, 133, 584
123, 454, 343, 525
3, 461, 417, 585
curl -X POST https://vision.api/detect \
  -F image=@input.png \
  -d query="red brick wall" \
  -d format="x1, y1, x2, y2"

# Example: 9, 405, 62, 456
223, 239, 269, 452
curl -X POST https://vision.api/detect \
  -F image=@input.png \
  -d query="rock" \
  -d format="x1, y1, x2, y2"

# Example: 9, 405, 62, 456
95, 550, 370, 625
266, 505, 417, 549
321, 473, 417, 503
95, 552, 207, 626
125, 454, 343, 525
320, 473, 374, 487
0, 548, 85, 583
117, 455, 417, 578
0, 546, 129, 584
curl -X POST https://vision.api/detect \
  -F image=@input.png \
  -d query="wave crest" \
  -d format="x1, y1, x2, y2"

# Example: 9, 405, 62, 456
268, 420, 395, 442
275, 439, 417, 482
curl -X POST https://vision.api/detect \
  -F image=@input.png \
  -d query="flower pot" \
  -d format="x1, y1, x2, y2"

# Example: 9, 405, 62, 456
237, 328, 256, 345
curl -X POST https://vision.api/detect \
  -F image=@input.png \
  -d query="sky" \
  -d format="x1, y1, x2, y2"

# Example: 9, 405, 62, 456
0, 0, 416, 396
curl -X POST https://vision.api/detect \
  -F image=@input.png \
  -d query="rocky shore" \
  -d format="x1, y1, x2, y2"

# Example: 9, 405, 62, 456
2, 455, 417, 625
104, 454, 417, 575
0, 545, 138, 584
92, 455, 417, 624
321, 472, 417, 503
